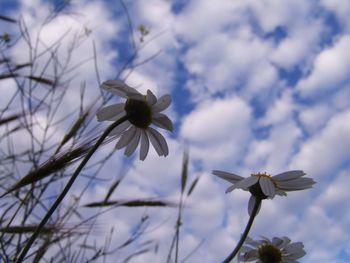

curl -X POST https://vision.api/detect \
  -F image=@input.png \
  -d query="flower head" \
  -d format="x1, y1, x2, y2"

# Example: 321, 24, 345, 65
238, 236, 306, 263
212, 170, 315, 215
97, 80, 173, 160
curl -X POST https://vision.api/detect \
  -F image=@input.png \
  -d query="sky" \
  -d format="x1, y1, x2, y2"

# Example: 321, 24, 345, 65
1, 0, 350, 262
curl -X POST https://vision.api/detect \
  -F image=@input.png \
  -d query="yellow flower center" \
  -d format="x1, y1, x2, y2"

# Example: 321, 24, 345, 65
258, 243, 282, 263
251, 172, 272, 178
124, 98, 152, 129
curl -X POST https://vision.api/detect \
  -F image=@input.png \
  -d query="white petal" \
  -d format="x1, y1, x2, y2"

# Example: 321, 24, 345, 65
248, 196, 255, 216
127, 92, 145, 101
146, 89, 157, 105
152, 112, 173, 131
260, 236, 270, 243
124, 128, 141, 156
259, 177, 276, 198
152, 94, 171, 112
96, 103, 125, 121
212, 170, 244, 184
116, 126, 136, 149
272, 237, 283, 246
236, 176, 259, 190
146, 127, 169, 156
248, 196, 261, 216
279, 237, 291, 248
284, 242, 304, 254
240, 246, 253, 253
275, 189, 288, 196
101, 80, 140, 98
295, 250, 306, 259
285, 248, 306, 260
283, 252, 305, 261
109, 121, 131, 137
146, 130, 162, 156
225, 184, 238, 193
240, 249, 259, 261
276, 178, 315, 190
245, 236, 262, 248
273, 170, 305, 181
139, 130, 149, 161
108, 112, 127, 122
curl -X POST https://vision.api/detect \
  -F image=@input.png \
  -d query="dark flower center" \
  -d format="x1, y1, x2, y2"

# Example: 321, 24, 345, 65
249, 181, 268, 200
258, 244, 282, 263
124, 99, 152, 129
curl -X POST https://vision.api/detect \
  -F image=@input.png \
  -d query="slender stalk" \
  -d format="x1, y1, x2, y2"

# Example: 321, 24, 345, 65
223, 198, 262, 263
174, 194, 183, 263
16, 115, 128, 263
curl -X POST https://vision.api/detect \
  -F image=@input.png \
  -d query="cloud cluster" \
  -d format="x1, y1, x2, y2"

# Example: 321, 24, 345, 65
3, 0, 350, 262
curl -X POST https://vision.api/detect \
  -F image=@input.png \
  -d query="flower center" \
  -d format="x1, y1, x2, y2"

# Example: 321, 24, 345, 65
252, 172, 271, 178
249, 182, 268, 200
258, 244, 282, 263
124, 98, 152, 129
249, 172, 277, 200
248, 172, 275, 199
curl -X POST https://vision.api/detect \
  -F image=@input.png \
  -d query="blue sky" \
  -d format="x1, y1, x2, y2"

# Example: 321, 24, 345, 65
2, 0, 350, 262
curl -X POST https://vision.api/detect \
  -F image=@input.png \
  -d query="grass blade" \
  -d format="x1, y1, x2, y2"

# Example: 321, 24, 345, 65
181, 149, 189, 194
187, 176, 201, 196
0, 15, 17, 23
25, 75, 55, 86
84, 199, 178, 208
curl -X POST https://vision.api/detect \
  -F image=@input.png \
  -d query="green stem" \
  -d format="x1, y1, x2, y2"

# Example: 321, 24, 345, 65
16, 116, 128, 263
222, 198, 262, 263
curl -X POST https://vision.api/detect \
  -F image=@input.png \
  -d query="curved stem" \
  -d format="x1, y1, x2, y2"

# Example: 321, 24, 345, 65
16, 116, 128, 263
223, 198, 262, 263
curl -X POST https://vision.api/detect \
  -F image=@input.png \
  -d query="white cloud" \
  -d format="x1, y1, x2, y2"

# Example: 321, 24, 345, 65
299, 103, 334, 134
316, 170, 350, 219
245, 120, 302, 172
297, 35, 350, 97
291, 110, 350, 178
184, 173, 226, 236
125, 137, 185, 196
298, 83, 350, 134
181, 30, 277, 101
181, 97, 251, 143
126, 71, 159, 95
2, 0, 121, 151
174, 0, 285, 102
247, 0, 311, 33
174, 0, 328, 104
121, 0, 178, 96
270, 20, 323, 69
321, 0, 350, 32
181, 96, 252, 167
243, 91, 303, 171
260, 90, 295, 126
297, 204, 348, 262
175, 0, 244, 43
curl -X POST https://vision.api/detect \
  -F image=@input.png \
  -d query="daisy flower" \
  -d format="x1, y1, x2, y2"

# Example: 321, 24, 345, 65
97, 80, 173, 160
212, 170, 315, 215
238, 236, 306, 263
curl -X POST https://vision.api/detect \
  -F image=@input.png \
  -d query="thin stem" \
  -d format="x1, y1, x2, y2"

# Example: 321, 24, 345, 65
16, 115, 128, 263
174, 194, 183, 263
222, 198, 262, 263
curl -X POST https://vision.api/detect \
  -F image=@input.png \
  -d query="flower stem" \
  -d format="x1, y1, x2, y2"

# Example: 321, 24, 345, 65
222, 198, 262, 263
16, 115, 128, 263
